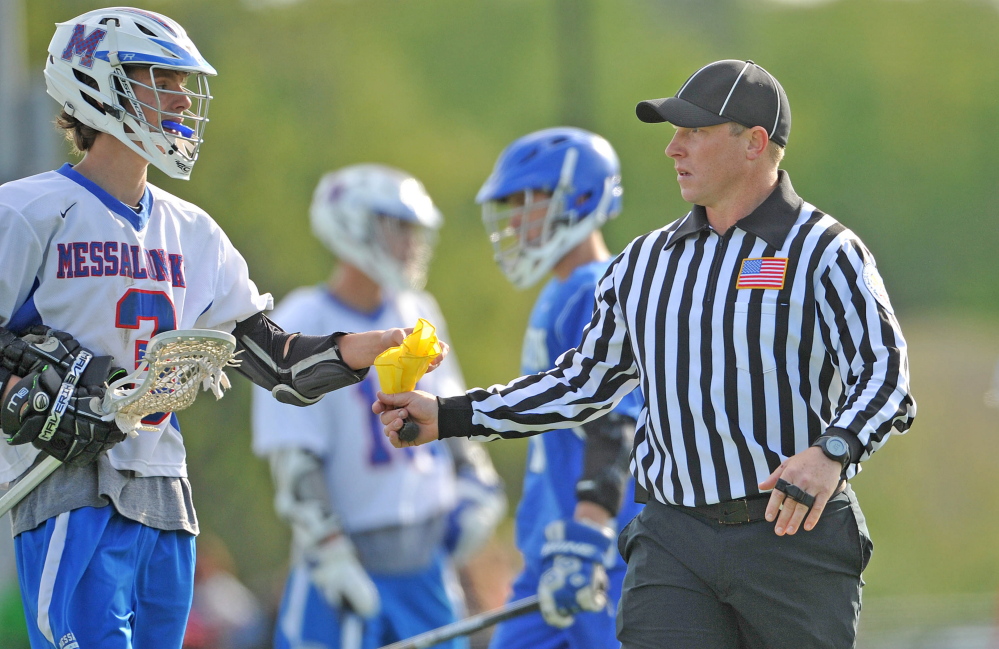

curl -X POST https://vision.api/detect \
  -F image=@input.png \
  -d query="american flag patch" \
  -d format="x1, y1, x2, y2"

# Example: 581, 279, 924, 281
736, 257, 788, 289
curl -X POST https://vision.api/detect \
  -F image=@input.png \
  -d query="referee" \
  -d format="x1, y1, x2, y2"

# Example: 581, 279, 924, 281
375, 59, 916, 648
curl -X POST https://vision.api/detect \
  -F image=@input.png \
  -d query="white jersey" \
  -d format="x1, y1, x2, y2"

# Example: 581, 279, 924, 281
252, 286, 462, 533
0, 165, 272, 484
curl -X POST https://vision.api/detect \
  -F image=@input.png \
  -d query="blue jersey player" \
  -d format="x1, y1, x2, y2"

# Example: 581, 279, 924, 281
475, 128, 643, 649
0, 9, 434, 649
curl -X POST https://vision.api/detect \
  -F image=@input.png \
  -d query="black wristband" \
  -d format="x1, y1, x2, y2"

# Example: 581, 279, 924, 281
437, 395, 474, 439
822, 427, 864, 464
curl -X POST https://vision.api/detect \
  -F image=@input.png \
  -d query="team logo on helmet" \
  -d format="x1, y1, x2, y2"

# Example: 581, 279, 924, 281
60, 24, 107, 69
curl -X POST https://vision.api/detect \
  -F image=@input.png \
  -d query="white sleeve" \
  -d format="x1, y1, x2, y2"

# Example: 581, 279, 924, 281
0, 204, 45, 327
193, 227, 272, 333
251, 383, 337, 457
0, 204, 46, 481
249, 296, 331, 457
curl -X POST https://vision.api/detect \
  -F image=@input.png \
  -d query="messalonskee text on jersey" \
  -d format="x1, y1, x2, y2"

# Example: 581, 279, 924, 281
55, 241, 187, 287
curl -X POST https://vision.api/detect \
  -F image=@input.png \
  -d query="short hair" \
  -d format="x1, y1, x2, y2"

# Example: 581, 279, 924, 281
728, 122, 785, 167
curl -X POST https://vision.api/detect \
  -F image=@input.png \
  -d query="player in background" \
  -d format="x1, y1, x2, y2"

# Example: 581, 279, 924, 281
252, 164, 506, 649
0, 9, 432, 649
475, 128, 643, 649
986, 356, 999, 408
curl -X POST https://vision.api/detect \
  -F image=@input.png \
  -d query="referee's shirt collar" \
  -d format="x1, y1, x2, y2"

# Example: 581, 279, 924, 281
666, 170, 803, 249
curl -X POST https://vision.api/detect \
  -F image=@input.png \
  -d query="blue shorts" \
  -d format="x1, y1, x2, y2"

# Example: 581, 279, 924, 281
487, 561, 626, 649
15, 505, 195, 649
275, 550, 467, 649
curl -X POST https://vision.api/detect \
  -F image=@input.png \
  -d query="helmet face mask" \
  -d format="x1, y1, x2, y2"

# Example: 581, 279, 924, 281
483, 189, 566, 283
477, 128, 623, 290
372, 211, 438, 290
44, 7, 216, 180
311, 165, 443, 292
115, 65, 210, 165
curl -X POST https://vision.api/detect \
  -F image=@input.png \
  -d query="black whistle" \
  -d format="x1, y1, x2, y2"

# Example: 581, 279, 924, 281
398, 419, 420, 443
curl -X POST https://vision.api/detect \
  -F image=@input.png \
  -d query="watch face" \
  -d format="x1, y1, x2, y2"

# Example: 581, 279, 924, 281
826, 437, 849, 457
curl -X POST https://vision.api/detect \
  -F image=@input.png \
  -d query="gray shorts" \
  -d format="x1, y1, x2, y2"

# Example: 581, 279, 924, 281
616, 485, 873, 649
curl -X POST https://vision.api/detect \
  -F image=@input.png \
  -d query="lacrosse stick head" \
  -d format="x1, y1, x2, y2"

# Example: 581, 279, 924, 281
103, 329, 237, 435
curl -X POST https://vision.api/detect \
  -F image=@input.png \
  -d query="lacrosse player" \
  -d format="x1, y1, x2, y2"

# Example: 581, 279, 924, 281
0, 9, 430, 649
252, 164, 507, 649
472, 128, 643, 648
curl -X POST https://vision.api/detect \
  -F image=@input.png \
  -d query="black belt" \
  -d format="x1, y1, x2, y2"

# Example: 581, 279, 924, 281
671, 493, 772, 525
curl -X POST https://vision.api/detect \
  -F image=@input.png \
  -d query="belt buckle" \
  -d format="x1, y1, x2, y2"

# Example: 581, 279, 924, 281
718, 498, 751, 524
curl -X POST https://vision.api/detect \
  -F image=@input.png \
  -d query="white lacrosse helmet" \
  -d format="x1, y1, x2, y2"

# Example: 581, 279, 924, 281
476, 127, 623, 290
310, 164, 444, 291
44, 7, 216, 180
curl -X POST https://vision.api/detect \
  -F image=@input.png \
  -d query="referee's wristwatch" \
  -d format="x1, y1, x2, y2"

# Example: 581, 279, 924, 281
812, 434, 851, 471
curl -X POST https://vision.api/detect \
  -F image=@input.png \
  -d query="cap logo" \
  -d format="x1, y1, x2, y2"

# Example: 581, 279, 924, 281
61, 24, 107, 69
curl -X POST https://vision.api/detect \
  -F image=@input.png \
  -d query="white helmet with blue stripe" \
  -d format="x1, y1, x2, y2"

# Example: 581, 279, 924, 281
44, 7, 216, 180
310, 164, 444, 291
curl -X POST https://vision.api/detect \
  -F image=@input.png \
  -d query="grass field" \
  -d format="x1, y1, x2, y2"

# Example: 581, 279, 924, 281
850, 312, 999, 598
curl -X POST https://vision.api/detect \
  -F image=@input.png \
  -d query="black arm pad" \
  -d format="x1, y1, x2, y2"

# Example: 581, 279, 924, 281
575, 412, 636, 517
231, 312, 368, 407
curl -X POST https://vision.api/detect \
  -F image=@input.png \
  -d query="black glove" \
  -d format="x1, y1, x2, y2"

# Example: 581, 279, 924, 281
1, 365, 127, 466
0, 326, 119, 388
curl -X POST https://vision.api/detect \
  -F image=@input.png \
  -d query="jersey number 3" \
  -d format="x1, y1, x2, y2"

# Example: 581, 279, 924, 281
115, 288, 177, 425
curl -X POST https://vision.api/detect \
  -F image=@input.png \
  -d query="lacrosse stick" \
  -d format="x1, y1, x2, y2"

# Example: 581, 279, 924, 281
0, 329, 237, 517
376, 595, 540, 649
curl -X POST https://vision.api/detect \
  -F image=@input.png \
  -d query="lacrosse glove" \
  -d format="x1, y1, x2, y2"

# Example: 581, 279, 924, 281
1, 365, 127, 466
0, 326, 111, 386
309, 534, 380, 618
537, 518, 616, 628
444, 465, 507, 566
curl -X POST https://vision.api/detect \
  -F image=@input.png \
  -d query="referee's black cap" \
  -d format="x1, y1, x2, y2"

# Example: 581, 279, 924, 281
636, 60, 791, 147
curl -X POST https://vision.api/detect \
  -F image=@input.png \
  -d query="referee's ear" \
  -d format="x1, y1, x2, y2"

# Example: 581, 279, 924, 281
744, 126, 771, 162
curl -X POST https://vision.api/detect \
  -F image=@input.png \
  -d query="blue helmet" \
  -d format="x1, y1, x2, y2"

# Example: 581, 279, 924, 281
476, 127, 622, 289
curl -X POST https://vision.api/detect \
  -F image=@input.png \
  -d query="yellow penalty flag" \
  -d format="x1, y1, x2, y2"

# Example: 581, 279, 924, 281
374, 318, 442, 394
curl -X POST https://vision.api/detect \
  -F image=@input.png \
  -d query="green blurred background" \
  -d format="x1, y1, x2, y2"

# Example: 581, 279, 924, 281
6, 0, 999, 644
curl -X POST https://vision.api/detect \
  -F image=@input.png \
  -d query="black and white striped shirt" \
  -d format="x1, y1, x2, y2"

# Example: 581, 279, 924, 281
440, 171, 916, 507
